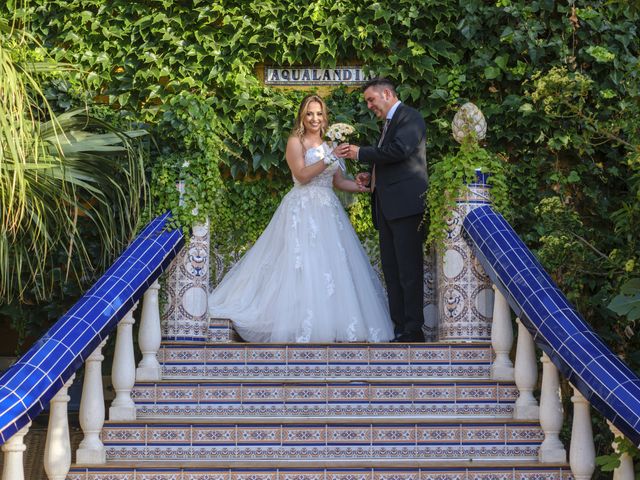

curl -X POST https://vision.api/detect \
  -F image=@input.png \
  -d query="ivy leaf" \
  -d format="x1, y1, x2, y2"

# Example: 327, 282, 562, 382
484, 66, 501, 80
494, 54, 509, 71
252, 153, 262, 170
567, 171, 581, 183
621, 278, 640, 294
609, 292, 640, 317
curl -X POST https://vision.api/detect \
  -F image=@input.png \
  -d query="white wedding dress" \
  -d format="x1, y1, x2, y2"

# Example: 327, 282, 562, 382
209, 142, 394, 343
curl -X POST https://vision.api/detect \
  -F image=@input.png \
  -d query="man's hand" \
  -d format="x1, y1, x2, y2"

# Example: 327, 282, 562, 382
344, 144, 360, 160
355, 172, 371, 188
332, 143, 350, 158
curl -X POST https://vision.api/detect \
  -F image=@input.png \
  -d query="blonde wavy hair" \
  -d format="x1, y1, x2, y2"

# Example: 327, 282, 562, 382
291, 94, 329, 139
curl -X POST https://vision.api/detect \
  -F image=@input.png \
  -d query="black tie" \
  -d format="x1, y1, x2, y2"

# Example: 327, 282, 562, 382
372, 119, 390, 190
378, 118, 391, 147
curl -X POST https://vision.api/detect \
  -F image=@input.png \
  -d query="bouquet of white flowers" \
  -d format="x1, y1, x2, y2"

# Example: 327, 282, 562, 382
325, 122, 360, 176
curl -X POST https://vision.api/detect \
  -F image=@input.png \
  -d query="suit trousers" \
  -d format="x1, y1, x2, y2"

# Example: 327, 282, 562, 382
375, 192, 425, 336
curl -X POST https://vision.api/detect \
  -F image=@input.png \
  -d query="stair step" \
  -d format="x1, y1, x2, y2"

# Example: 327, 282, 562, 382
69, 464, 572, 480
102, 421, 543, 462
132, 380, 516, 419
159, 343, 493, 380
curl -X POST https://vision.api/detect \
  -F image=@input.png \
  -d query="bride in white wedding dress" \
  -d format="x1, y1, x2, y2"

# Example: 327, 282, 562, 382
209, 95, 394, 343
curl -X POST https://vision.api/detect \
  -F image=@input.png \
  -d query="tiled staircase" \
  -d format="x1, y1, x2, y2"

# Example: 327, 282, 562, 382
68, 321, 572, 480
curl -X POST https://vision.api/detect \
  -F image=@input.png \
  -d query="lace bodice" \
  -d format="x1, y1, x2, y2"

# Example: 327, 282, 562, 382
293, 143, 340, 188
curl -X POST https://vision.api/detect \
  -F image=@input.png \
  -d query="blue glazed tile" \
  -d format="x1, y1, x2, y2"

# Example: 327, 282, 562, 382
605, 390, 639, 426
0, 212, 183, 442
463, 203, 640, 444
577, 367, 614, 402
531, 317, 562, 348
0, 389, 24, 420
545, 309, 583, 340
67, 320, 99, 352
83, 297, 118, 324
577, 331, 609, 359
21, 340, 69, 372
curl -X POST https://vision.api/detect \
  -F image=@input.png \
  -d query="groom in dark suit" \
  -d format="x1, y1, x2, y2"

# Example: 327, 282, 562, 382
345, 78, 428, 342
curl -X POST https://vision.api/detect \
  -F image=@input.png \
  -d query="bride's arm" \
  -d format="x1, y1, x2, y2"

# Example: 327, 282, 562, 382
286, 137, 328, 184
333, 169, 370, 193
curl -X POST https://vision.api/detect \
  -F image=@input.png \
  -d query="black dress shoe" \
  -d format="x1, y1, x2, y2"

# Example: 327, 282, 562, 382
394, 331, 425, 343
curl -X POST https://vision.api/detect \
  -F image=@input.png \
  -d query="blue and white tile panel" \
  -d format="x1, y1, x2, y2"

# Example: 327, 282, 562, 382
158, 344, 493, 379
101, 421, 543, 461
463, 205, 640, 446
68, 466, 574, 480
0, 212, 184, 444
132, 380, 517, 418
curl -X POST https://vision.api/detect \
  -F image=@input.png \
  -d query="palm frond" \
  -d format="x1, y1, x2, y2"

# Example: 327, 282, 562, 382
0, 24, 149, 303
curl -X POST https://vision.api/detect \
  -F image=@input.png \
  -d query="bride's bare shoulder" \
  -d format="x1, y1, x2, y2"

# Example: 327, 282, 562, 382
287, 135, 304, 148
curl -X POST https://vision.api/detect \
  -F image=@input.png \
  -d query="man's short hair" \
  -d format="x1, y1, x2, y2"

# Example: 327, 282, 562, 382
363, 77, 397, 96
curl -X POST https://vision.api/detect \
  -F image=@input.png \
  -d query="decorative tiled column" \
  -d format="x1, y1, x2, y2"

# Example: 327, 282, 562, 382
437, 175, 494, 342
422, 246, 438, 342
161, 221, 210, 342
210, 247, 244, 342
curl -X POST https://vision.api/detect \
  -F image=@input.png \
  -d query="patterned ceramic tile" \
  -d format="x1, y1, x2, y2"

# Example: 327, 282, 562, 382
507, 424, 545, 442
372, 425, 416, 443
68, 468, 573, 480
370, 347, 410, 363
237, 425, 282, 444
327, 425, 371, 444
288, 346, 329, 363
102, 425, 144, 443
282, 425, 326, 444
286, 385, 328, 402
207, 347, 245, 363
416, 425, 461, 444
242, 384, 285, 402
246, 347, 287, 363
200, 384, 241, 402
280, 471, 328, 480
374, 471, 420, 480
288, 364, 329, 377
327, 346, 369, 363
185, 473, 230, 480
147, 425, 191, 443
410, 346, 451, 363
328, 471, 371, 480
191, 425, 235, 444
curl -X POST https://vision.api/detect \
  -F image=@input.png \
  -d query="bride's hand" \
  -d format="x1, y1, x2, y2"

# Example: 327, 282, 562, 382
332, 143, 349, 158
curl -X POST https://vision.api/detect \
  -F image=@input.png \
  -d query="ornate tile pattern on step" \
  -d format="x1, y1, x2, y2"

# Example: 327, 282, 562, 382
133, 381, 517, 418
159, 344, 492, 379
103, 422, 542, 461
68, 467, 574, 480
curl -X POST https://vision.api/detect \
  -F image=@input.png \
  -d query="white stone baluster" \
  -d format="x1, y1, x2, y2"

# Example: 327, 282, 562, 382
538, 352, 566, 462
136, 280, 162, 381
1, 422, 31, 480
608, 421, 634, 480
44, 375, 75, 480
490, 286, 514, 380
513, 317, 539, 419
76, 339, 108, 464
109, 304, 137, 420
570, 386, 596, 480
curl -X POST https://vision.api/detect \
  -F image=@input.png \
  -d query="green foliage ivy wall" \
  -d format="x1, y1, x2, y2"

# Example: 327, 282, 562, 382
2, 1, 640, 468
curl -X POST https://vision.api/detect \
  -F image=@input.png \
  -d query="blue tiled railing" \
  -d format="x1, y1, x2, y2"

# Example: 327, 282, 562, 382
464, 205, 640, 446
0, 212, 184, 444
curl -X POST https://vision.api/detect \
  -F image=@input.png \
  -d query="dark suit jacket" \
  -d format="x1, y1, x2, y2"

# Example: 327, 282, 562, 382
358, 103, 428, 227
